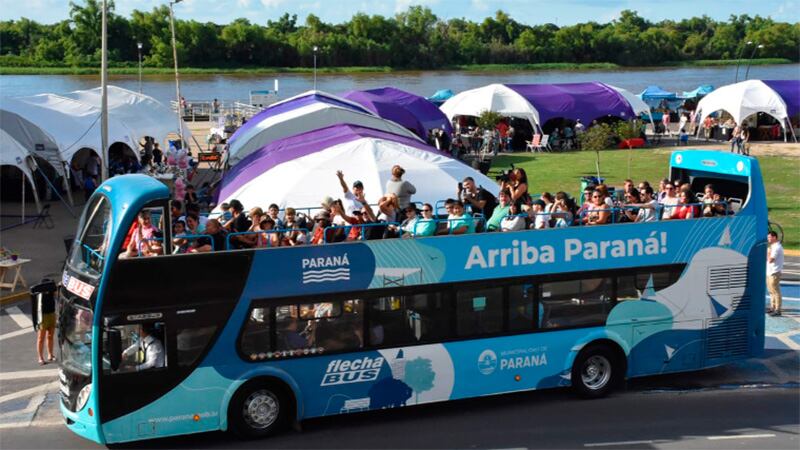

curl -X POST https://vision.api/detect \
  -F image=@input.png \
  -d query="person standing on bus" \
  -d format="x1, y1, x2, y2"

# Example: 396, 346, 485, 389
459, 176, 497, 219
122, 324, 164, 372
336, 170, 365, 217
767, 231, 784, 316
385, 165, 416, 210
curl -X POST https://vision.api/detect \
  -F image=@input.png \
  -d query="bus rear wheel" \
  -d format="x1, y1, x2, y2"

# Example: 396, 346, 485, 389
229, 383, 288, 439
571, 345, 619, 399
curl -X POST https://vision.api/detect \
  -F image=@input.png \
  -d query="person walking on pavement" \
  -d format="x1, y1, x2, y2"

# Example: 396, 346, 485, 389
767, 231, 784, 316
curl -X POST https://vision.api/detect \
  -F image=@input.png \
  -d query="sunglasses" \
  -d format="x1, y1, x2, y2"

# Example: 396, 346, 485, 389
422, 209, 432, 212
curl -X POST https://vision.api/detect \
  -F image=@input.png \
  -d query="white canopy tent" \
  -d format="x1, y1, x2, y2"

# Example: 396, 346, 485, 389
608, 84, 656, 128
439, 83, 540, 129
1, 85, 187, 168
226, 90, 422, 167
695, 80, 796, 142
0, 128, 42, 214
218, 125, 499, 213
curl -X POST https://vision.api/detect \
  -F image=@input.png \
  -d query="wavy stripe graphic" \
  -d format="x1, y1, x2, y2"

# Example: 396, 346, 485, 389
303, 268, 350, 275
303, 275, 351, 282
303, 271, 350, 280
302, 275, 350, 284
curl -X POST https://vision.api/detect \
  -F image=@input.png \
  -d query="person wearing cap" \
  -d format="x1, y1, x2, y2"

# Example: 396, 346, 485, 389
310, 210, 332, 245
336, 170, 366, 216
530, 199, 550, 229
385, 165, 416, 209
400, 205, 421, 236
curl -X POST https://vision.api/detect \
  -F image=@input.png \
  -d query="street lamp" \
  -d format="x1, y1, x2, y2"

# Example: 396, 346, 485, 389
169, 0, 185, 149
313, 46, 318, 90
137, 41, 143, 94
744, 44, 764, 81
734, 41, 753, 83
100, 0, 109, 182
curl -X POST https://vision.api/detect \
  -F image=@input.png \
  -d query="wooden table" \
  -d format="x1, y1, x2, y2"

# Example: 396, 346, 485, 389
0, 258, 31, 291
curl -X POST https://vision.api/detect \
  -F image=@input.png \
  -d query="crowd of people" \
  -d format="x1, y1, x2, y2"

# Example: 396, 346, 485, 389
122, 162, 737, 258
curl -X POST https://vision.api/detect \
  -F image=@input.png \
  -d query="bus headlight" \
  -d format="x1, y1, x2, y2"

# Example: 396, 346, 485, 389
76, 383, 92, 411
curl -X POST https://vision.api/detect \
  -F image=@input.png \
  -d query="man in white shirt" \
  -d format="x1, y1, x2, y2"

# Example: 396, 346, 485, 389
767, 231, 784, 316
335, 170, 365, 226
659, 183, 678, 220
122, 325, 165, 372
635, 186, 658, 223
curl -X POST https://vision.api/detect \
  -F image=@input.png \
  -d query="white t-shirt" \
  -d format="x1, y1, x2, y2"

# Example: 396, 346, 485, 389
533, 211, 550, 229
342, 191, 363, 216
500, 216, 526, 232
636, 200, 658, 222
767, 242, 784, 276
660, 196, 679, 219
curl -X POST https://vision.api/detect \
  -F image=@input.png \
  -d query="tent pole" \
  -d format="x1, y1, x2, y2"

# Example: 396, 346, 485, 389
21, 171, 25, 225
30, 172, 41, 215
31, 161, 76, 217
63, 162, 75, 206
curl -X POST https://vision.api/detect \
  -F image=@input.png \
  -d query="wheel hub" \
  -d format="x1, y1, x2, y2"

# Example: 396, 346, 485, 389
582, 355, 611, 390
243, 390, 279, 429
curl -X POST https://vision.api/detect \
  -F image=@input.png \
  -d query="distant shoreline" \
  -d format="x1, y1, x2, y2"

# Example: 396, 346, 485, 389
1, 58, 794, 76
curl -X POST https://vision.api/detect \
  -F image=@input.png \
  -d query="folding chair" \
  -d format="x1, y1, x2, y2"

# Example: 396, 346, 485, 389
526, 134, 541, 152
32, 204, 54, 229
533, 134, 550, 153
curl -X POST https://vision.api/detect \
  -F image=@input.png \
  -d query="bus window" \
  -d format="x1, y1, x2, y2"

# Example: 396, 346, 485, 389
617, 267, 684, 301
241, 307, 270, 360
539, 278, 611, 329
272, 301, 362, 355
406, 292, 450, 343
508, 283, 538, 331
177, 325, 217, 367
368, 296, 408, 347
105, 322, 166, 374
456, 287, 503, 336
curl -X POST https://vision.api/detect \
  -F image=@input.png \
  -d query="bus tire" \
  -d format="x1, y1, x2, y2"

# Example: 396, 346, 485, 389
571, 344, 619, 399
228, 381, 289, 439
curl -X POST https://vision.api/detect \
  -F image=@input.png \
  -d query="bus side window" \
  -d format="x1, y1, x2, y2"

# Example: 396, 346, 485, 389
617, 267, 684, 301
368, 296, 408, 347
508, 283, 538, 331
240, 307, 270, 360
539, 278, 611, 329
177, 325, 217, 367
456, 287, 503, 337
272, 301, 363, 355
406, 292, 450, 343
105, 322, 166, 374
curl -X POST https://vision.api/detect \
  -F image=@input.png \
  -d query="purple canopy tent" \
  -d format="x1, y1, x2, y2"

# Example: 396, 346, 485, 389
341, 87, 453, 140
227, 91, 373, 146
506, 82, 637, 127
762, 80, 800, 119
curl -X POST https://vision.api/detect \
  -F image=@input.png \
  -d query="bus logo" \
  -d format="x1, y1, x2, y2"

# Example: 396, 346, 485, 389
302, 254, 351, 284
477, 350, 498, 375
321, 356, 384, 386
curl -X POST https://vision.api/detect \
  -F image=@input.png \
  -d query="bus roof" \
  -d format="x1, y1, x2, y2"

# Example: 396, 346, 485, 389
670, 150, 753, 178
96, 174, 170, 224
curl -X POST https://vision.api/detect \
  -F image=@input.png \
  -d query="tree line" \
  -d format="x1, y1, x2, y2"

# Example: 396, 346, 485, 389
1, 0, 798, 69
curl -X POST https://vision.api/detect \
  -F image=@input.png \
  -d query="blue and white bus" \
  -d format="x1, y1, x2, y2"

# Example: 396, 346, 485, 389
58, 150, 767, 444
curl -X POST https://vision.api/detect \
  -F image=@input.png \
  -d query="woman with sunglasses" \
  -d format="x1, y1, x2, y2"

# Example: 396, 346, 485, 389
583, 190, 611, 225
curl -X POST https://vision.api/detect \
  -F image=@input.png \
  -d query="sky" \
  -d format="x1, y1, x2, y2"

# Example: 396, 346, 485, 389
1, 0, 798, 26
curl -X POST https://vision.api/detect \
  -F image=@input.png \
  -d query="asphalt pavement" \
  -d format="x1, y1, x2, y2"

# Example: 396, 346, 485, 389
0, 283, 798, 450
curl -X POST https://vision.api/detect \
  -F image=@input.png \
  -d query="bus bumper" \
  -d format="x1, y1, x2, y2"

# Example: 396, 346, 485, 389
60, 401, 104, 444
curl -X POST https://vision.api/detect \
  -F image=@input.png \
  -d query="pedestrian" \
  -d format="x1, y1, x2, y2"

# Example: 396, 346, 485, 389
767, 231, 784, 316
31, 279, 57, 365
730, 123, 741, 153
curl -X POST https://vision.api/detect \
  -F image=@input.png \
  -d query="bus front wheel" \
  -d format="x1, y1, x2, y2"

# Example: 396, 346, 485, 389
571, 344, 619, 399
229, 382, 289, 439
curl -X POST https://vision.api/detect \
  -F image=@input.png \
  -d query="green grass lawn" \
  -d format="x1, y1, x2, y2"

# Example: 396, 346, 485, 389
488, 148, 800, 250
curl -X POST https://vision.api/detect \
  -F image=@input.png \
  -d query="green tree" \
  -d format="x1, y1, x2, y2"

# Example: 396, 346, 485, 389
579, 123, 614, 179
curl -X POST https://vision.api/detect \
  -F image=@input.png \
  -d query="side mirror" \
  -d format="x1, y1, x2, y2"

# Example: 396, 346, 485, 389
107, 328, 122, 371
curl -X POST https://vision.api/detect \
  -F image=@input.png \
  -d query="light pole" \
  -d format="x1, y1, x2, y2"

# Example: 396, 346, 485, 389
169, 0, 185, 149
734, 41, 753, 83
100, 0, 109, 182
744, 44, 764, 81
313, 46, 318, 90
137, 41, 143, 94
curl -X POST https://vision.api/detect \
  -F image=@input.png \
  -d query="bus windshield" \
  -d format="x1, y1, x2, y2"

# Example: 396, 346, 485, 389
60, 300, 94, 376
67, 195, 112, 279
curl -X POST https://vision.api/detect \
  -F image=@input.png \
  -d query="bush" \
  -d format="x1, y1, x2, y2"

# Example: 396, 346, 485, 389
578, 123, 614, 151
476, 110, 503, 130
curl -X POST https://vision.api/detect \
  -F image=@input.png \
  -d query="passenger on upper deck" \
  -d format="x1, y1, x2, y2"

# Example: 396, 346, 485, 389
530, 199, 550, 229
311, 211, 333, 245
659, 183, 679, 220
378, 194, 400, 223
411, 203, 437, 237
459, 176, 498, 219
258, 217, 281, 247
551, 192, 574, 228
400, 205, 421, 236
336, 170, 366, 216
501, 168, 530, 209
125, 210, 162, 258
267, 204, 284, 230
671, 189, 700, 220
583, 190, 611, 226
448, 201, 475, 235
634, 186, 658, 223
702, 184, 728, 217
486, 189, 512, 232
282, 208, 307, 246
385, 165, 416, 210
223, 200, 251, 249
190, 219, 227, 253
501, 203, 526, 232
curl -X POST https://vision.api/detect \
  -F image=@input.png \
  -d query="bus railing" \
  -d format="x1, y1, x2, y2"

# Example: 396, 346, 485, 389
412, 216, 486, 236
323, 222, 403, 244
226, 229, 310, 249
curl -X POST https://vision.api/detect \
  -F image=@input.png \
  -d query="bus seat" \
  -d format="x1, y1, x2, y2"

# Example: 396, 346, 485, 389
727, 197, 742, 213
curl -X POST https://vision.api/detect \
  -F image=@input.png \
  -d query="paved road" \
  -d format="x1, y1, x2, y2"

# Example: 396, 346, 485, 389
0, 284, 798, 450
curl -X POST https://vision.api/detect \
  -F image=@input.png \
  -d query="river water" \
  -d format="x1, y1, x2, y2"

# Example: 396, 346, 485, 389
1, 64, 798, 104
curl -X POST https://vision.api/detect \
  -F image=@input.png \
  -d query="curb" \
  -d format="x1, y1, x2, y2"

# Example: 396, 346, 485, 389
785, 249, 800, 257
0, 291, 27, 307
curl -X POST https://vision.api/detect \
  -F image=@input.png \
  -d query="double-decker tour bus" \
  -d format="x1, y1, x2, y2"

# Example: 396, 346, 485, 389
58, 150, 767, 444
